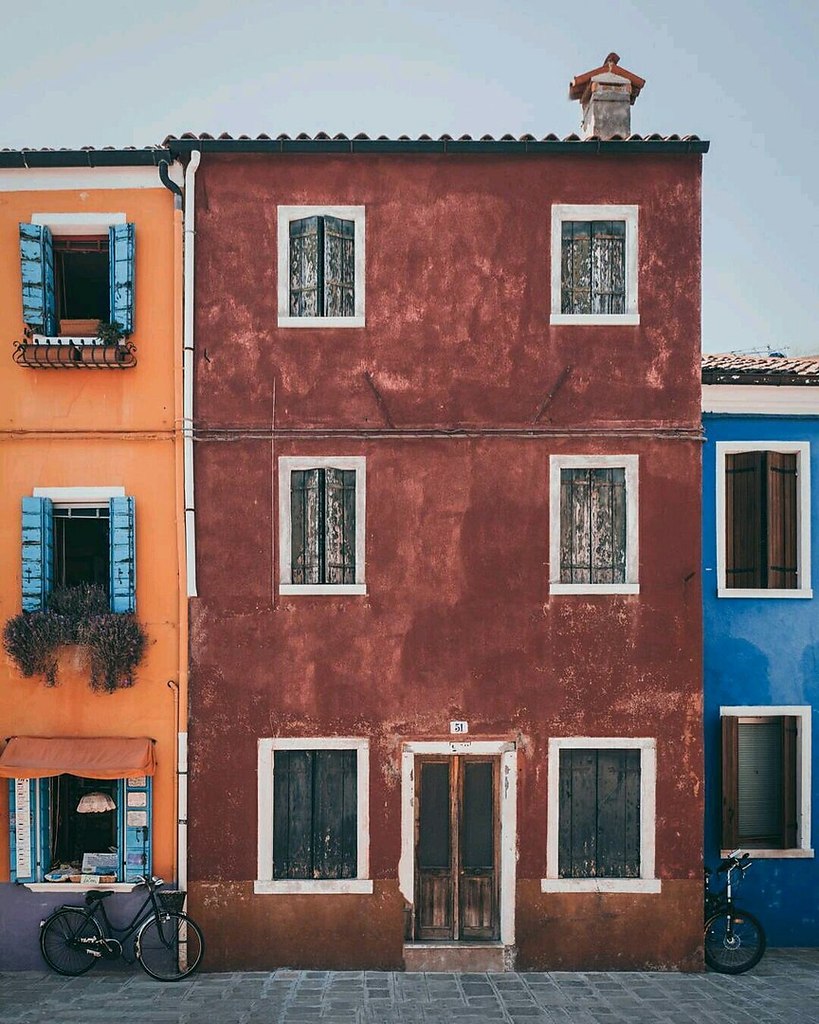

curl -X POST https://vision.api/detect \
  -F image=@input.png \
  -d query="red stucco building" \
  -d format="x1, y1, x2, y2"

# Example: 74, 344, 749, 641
168, 56, 709, 971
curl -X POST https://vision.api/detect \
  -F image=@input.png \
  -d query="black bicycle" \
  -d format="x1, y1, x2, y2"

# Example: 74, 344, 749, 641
704, 850, 766, 974
39, 874, 204, 981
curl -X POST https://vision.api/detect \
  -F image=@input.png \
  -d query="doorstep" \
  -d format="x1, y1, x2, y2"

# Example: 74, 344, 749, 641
403, 942, 509, 972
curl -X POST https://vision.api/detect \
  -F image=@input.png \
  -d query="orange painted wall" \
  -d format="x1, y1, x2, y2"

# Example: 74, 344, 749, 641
0, 178, 183, 883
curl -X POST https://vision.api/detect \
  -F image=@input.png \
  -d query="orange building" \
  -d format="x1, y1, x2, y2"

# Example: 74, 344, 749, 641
0, 150, 186, 967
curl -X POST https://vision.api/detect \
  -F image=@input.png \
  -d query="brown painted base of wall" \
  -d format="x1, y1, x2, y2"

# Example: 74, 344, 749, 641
188, 878, 703, 973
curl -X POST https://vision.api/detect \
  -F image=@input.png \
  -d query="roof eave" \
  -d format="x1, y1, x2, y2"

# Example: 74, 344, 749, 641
0, 149, 172, 169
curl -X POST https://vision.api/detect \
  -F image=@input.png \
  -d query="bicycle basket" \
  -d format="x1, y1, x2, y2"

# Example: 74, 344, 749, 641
157, 889, 186, 913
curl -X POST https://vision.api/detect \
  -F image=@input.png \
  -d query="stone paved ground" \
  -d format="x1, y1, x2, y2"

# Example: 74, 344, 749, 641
1, 950, 817, 1023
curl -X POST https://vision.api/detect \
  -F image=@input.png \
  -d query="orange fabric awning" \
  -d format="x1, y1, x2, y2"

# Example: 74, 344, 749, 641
0, 736, 155, 779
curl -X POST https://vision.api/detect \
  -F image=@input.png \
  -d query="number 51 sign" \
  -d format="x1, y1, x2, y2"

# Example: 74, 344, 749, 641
450, 721, 468, 734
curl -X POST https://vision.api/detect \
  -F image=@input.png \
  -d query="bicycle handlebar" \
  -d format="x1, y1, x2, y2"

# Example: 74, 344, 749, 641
133, 874, 165, 889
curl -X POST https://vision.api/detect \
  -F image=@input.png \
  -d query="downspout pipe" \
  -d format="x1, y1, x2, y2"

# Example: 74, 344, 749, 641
183, 149, 201, 599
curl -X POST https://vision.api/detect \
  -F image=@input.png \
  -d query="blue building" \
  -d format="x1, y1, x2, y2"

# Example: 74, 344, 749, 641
703, 354, 819, 945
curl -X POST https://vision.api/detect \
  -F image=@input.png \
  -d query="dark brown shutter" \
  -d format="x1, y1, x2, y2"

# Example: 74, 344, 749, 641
783, 716, 798, 849
725, 452, 765, 589
767, 453, 798, 589
721, 715, 739, 848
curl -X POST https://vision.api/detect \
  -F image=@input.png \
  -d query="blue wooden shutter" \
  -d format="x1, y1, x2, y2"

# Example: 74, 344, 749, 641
21, 496, 54, 612
8, 779, 38, 883
119, 777, 152, 882
19, 223, 57, 335
109, 496, 136, 612
109, 223, 135, 335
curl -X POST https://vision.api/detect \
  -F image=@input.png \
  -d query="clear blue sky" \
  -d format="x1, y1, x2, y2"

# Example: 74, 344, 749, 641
3, 0, 817, 354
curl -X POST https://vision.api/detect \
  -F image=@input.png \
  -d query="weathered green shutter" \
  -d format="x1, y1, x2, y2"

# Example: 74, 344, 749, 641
109, 496, 136, 612
273, 750, 357, 879
560, 468, 626, 584
558, 748, 640, 878
109, 223, 135, 335
323, 217, 355, 316
291, 470, 321, 584
8, 778, 38, 883
21, 496, 54, 612
119, 777, 152, 881
325, 469, 356, 584
19, 223, 57, 335
289, 217, 320, 316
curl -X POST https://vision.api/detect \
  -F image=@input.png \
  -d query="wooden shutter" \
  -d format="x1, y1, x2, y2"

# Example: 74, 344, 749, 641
8, 779, 38, 883
21, 496, 54, 612
725, 452, 765, 589
291, 469, 321, 584
721, 715, 739, 848
109, 223, 135, 334
590, 221, 626, 315
289, 217, 320, 316
273, 749, 357, 879
323, 217, 355, 317
120, 777, 152, 881
561, 222, 591, 315
783, 716, 798, 848
558, 748, 640, 878
560, 468, 626, 584
109, 496, 136, 612
325, 468, 356, 584
767, 453, 798, 589
19, 223, 57, 335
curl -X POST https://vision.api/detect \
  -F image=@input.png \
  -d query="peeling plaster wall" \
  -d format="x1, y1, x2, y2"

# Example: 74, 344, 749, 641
190, 151, 704, 969
703, 413, 819, 946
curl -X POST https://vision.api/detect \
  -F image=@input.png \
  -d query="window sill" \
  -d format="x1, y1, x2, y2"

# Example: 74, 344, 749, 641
717, 588, 813, 600
278, 316, 365, 329
541, 878, 661, 894
23, 882, 138, 893
279, 583, 367, 596
550, 313, 640, 327
720, 848, 814, 860
549, 583, 640, 595
254, 879, 373, 895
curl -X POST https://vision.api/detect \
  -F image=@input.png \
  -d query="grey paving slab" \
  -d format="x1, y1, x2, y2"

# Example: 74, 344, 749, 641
2, 950, 819, 1023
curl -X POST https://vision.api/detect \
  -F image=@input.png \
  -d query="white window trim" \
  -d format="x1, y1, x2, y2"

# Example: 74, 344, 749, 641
542, 737, 659, 894
256, 737, 372, 894
550, 204, 639, 325
549, 454, 639, 595
278, 456, 366, 595
33, 486, 125, 506
715, 441, 812, 599
398, 740, 518, 946
277, 205, 365, 328
29, 212, 127, 345
720, 705, 813, 858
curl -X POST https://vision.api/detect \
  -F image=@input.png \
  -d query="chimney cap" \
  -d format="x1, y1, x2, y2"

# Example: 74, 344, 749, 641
569, 53, 646, 105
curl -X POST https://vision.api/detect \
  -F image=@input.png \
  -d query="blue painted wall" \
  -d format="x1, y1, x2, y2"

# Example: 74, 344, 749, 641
703, 412, 819, 946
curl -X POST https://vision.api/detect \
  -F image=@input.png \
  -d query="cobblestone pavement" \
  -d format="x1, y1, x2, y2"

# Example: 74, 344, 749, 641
1, 950, 817, 1023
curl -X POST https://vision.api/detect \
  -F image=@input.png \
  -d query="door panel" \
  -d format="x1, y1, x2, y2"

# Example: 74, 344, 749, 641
414, 756, 499, 942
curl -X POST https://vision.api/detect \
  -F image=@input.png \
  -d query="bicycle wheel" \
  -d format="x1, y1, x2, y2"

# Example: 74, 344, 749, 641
40, 908, 103, 976
136, 911, 204, 981
704, 907, 766, 974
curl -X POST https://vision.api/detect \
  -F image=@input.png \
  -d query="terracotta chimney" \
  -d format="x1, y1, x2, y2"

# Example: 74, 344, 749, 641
569, 53, 646, 139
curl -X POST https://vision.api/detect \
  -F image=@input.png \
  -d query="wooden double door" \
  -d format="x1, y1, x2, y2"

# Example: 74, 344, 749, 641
414, 756, 500, 941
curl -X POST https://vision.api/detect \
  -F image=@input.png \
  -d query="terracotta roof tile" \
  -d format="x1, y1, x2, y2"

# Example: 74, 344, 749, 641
702, 353, 819, 385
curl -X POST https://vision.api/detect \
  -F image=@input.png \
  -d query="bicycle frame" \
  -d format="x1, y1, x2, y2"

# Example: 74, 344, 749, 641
81, 886, 165, 949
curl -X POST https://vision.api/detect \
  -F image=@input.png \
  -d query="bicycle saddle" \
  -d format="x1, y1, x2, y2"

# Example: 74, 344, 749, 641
84, 890, 115, 905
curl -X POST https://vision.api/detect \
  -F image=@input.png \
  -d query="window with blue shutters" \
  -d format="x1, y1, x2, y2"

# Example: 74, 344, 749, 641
20, 494, 136, 612
18, 220, 135, 339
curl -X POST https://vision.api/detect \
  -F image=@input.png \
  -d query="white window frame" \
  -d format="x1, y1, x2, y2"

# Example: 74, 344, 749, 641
720, 705, 813, 859
278, 456, 366, 595
716, 441, 812, 599
549, 454, 639, 595
255, 737, 372, 894
29, 213, 126, 345
277, 205, 366, 328
550, 204, 639, 326
542, 737, 660, 893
